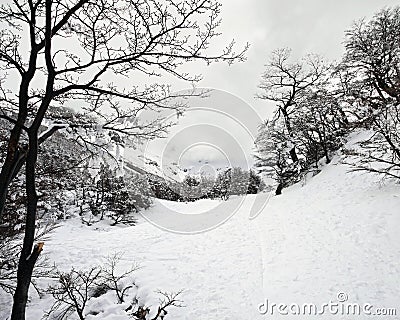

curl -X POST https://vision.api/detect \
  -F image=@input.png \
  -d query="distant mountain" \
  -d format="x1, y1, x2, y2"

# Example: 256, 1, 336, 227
124, 147, 187, 183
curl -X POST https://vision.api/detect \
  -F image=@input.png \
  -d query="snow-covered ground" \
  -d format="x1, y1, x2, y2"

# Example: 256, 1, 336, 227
1, 153, 399, 319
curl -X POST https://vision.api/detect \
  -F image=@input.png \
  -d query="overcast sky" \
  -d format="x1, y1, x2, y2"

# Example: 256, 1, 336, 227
200, 0, 400, 113
141, 0, 399, 175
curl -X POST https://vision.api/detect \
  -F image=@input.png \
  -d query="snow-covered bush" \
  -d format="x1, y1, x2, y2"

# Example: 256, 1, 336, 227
80, 164, 152, 226
45, 255, 182, 320
247, 169, 266, 194
149, 178, 183, 202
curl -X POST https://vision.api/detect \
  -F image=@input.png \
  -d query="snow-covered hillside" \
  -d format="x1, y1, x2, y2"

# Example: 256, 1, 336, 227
124, 146, 188, 183
1, 151, 399, 319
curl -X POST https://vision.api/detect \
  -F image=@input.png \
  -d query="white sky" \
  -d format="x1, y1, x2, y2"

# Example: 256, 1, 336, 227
138, 0, 400, 172
199, 0, 400, 114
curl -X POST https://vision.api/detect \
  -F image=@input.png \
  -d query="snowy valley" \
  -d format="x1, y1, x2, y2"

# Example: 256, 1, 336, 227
1, 134, 399, 319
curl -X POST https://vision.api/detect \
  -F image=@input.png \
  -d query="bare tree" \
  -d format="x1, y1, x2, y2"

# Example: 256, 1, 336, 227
254, 119, 290, 195
0, 1, 246, 319
341, 6, 400, 179
293, 89, 348, 166
257, 48, 329, 163
150, 290, 184, 320
99, 252, 140, 304
344, 6, 400, 103
46, 267, 102, 320
128, 290, 184, 320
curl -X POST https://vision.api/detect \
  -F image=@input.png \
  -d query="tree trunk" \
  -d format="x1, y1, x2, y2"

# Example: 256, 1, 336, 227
324, 150, 331, 164
282, 110, 299, 164
275, 183, 283, 195
289, 147, 299, 163
11, 251, 39, 320
0, 46, 38, 220
0, 130, 26, 220
11, 132, 41, 320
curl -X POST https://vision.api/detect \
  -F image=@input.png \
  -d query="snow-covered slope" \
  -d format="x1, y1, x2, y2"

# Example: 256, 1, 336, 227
258, 157, 400, 318
124, 146, 187, 183
1, 150, 399, 319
